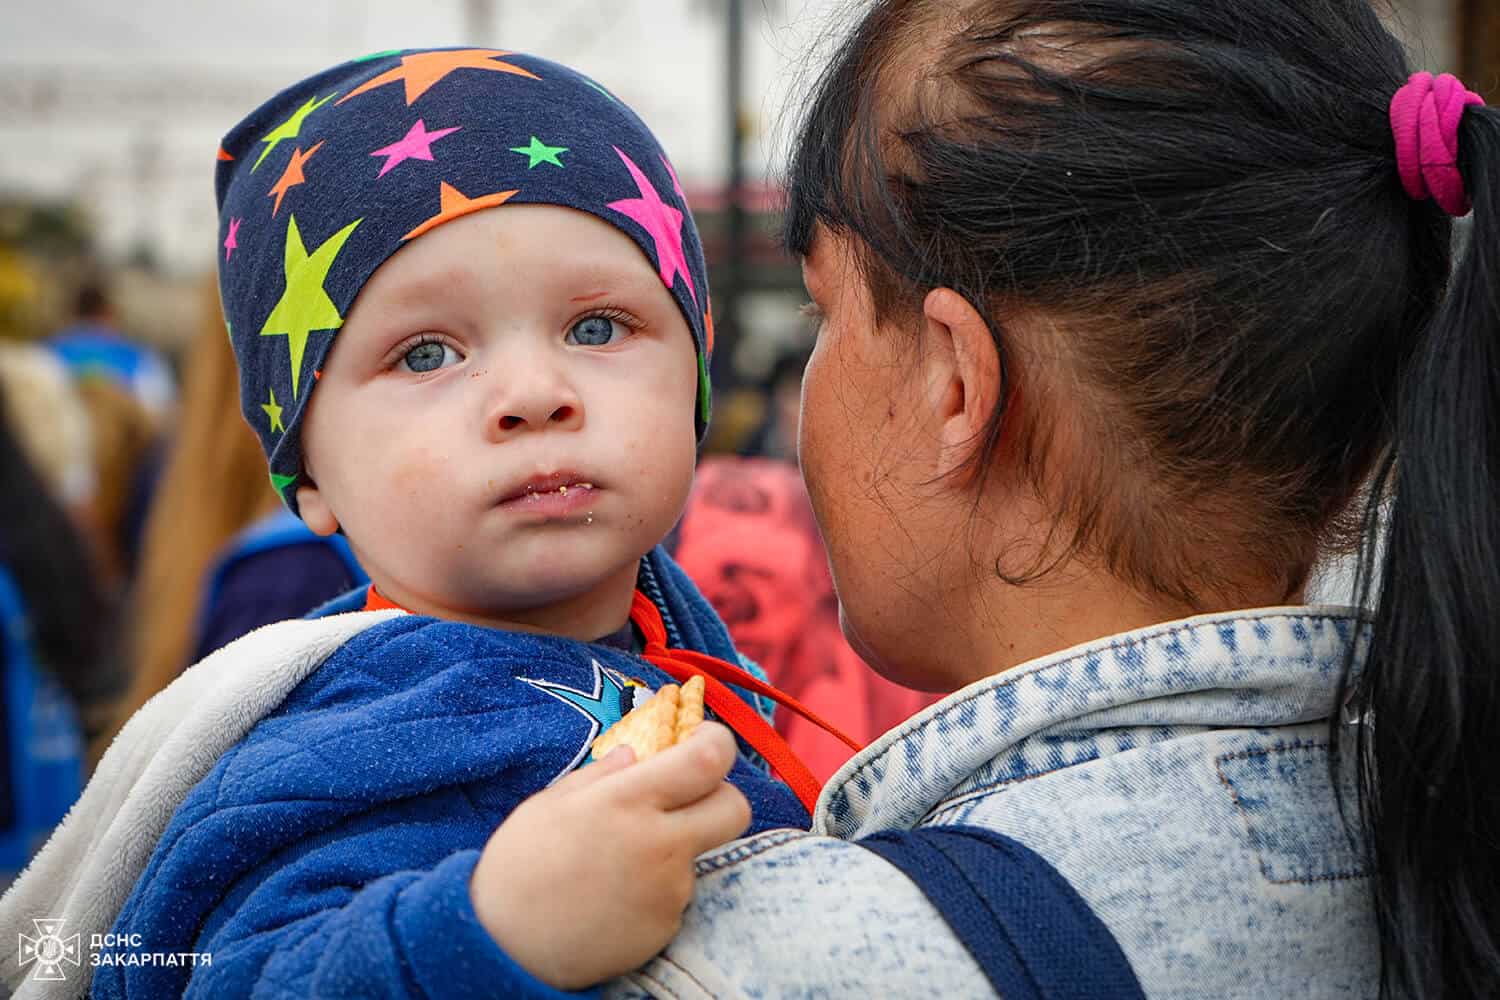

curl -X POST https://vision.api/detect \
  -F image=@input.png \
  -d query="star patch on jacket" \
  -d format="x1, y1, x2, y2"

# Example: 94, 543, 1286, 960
518, 660, 653, 778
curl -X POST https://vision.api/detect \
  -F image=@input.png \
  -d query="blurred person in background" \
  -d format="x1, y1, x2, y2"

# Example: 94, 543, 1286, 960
0, 342, 96, 517
690, 342, 937, 777
0, 381, 112, 887
47, 278, 176, 423
98, 286, 365, 766
0, 343, 128, 752
74, 377, 156, 590
670, 455, 937, 780
737, 344, 810, 462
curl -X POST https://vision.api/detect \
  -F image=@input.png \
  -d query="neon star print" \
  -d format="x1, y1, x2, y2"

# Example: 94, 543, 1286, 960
268, 142, 324, 217
259, 215, 362, 400
336, 49, 539, 106
261, 388, 285, 434
253, 93, 335, 171
403, 182, 518, 241
371, 120, 461, 178
224, 218, 242, 262
607, 147, 697, 306
510, 136, 567, 169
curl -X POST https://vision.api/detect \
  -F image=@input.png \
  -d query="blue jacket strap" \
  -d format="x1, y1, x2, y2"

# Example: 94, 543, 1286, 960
857, 825, 1145, 1000
303, 585, 372, 619
204, 510, 367, 615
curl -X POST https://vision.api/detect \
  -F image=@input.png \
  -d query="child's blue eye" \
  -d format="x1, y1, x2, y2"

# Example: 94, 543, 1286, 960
567, 316, 624, 347
400, 340, 460, 373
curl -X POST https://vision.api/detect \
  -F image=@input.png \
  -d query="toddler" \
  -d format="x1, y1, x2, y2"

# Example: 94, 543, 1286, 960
0, 47, 846, 999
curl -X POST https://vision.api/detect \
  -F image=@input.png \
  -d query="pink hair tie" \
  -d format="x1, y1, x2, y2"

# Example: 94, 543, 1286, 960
1390, 71, 1485, 216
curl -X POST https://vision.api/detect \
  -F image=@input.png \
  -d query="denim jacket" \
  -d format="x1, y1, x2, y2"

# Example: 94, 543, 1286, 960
609, 607, 1378, 999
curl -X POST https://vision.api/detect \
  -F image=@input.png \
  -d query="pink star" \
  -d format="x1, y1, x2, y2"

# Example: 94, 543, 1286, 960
660, 154, 688, 203
370, 119, 462, 178
607, 147, 697, 307
224, 217, 242, 261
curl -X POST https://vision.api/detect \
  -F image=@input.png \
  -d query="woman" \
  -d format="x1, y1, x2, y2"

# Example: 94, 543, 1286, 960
482, 1, 1497, 996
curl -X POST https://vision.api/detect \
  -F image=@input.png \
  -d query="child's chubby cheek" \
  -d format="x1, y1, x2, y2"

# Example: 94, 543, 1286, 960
389, 445, 454, 493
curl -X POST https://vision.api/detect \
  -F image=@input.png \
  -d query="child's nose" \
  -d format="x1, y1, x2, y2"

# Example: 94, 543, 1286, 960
495, 403, 579, 432
484, 369, 584, 437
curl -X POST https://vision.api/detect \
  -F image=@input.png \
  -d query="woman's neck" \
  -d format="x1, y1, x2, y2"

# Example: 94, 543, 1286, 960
940, 559, 1306, 690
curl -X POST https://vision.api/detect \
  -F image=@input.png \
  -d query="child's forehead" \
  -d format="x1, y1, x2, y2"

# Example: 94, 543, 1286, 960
353, 204, 666, 306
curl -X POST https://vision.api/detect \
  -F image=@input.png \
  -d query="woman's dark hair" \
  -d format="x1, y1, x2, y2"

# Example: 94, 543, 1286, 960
785, 0, 1497, 995
0, 383, 112, 713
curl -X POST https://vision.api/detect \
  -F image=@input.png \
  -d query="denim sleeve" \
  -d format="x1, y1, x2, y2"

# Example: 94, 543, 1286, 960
603, 830, 988, 999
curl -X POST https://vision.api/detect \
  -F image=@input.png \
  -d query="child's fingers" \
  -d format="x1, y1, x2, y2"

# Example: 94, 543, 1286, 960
613, 722, 738, 810
553, 745, 636, 794
671, 781, 752, 857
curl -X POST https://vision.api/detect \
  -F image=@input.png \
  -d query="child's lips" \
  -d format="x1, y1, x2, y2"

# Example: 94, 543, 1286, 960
497, 471, 597, 503
494, 479, 599, 517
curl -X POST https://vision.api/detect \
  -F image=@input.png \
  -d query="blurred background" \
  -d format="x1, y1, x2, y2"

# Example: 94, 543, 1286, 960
0, 0, 1483, 877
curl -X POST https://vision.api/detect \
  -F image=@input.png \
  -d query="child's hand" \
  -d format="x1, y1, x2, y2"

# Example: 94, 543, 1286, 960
469, 722, 752, 990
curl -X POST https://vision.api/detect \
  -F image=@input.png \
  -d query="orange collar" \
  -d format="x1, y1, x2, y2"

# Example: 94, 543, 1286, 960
362, 585, 403, 612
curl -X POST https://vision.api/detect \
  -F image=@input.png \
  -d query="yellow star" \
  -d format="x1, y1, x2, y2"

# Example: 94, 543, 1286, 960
259, 215, 362, 399
253, 93, 336, 171
261, 387, 286, 434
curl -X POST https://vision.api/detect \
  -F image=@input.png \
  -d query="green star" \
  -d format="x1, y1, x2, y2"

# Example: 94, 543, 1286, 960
269, 472, 298, 501
259, 214, 362, 400
253, 93, 336, 171
697, 354, 711, 425
510, 135, 567, 169
354, 48, 403, 62
582, 78, 616, 102
261, 387, 286, 434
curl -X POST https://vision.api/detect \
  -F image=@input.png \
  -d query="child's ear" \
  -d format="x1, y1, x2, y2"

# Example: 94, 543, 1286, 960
920, 288, 1003, 479
295, 481, 340, 537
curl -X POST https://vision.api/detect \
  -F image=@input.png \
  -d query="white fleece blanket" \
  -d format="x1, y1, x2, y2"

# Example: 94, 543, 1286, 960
0, 610, 401, 999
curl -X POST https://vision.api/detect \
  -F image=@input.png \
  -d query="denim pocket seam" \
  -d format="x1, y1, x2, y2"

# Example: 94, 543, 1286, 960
1215, 740, 1368, 885
635, 957, 711, 999
693, 827, 810, 875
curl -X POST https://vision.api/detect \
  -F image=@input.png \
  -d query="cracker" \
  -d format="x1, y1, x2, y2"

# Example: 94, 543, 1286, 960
675, 675, 705, 742
593, 683, 678, 761
592, 675, 707, 762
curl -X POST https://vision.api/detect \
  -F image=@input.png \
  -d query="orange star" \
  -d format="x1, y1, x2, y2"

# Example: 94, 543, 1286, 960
336, 49, 539, 107
267, 141, 324, 217
404, 182, 519, 240
216, 146, 234, 162
703, 304, 715, 354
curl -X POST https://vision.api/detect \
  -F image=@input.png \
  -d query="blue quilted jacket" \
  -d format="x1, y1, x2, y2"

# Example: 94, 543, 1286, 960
93, 547, 807, 999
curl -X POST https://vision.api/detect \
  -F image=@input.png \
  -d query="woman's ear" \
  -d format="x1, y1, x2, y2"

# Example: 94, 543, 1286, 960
295, 479, 340, 537
921, 288, 1003, 478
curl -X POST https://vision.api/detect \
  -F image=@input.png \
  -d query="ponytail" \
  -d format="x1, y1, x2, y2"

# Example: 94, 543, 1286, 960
1348, 103, 1500, 999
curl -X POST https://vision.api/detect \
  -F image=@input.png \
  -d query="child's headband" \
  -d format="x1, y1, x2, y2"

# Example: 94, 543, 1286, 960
215, 48, 714, 512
